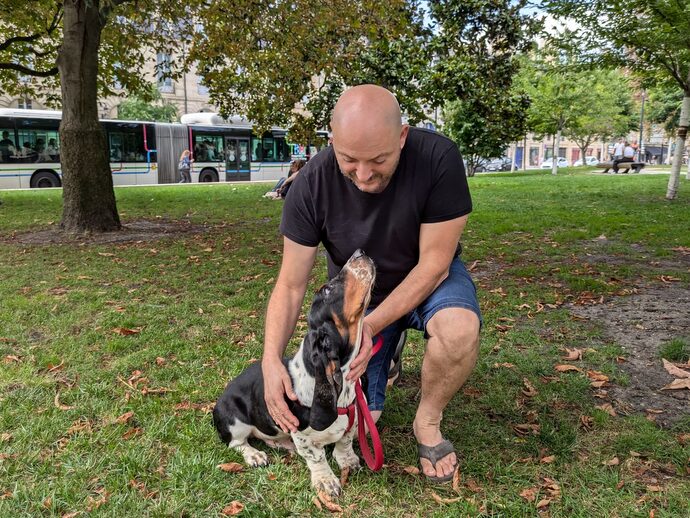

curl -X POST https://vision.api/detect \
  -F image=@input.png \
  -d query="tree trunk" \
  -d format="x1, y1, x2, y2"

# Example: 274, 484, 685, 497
666, 95, 689, 200
57, 0, 121, 233
552, 130, 561, 176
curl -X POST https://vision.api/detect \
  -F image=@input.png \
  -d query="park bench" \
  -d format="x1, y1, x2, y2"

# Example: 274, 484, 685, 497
597, 161, 646, 174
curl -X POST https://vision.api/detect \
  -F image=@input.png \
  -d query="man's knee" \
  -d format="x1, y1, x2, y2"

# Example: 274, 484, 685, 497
426, 308, 480, 363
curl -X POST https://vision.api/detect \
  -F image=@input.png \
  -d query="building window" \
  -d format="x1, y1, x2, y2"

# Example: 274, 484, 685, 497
17, 98, 32, 109
197, 77, 209, 96
156, 53, 173, 93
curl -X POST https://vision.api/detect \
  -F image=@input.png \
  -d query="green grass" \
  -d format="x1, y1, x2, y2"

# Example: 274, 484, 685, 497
1, 170, 689, 517
659, 337, 690, 363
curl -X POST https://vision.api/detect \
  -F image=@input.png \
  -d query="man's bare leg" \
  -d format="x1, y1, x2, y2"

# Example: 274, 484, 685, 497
413, 307, 479, 478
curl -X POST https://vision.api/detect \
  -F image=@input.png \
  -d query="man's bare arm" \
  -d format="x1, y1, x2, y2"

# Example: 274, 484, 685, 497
262, 237, 317, 431
347, 215, 468, 380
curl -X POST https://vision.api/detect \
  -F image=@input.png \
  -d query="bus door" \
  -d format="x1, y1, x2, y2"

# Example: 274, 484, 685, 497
225, 136, 250, 181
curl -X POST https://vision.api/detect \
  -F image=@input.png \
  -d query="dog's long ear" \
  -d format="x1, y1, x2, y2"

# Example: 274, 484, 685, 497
309, 329, 343, 431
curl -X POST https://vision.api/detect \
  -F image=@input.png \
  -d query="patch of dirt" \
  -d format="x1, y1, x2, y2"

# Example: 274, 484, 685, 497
570, 284, 690, 428
3, 219, 206, 245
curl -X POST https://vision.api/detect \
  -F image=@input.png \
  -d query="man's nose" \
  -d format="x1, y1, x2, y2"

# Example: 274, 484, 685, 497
355, 165, 373, 182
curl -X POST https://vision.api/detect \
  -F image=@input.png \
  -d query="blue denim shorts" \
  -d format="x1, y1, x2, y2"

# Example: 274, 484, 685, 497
364, 257, 482, 411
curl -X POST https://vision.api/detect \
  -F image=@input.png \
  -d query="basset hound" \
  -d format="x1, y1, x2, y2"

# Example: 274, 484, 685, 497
213, 249, 376, 496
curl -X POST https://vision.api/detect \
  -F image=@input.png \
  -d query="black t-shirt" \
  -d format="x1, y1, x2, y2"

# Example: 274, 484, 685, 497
280, 127, 472, 305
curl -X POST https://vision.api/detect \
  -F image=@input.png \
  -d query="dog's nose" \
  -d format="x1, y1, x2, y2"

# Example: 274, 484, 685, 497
352, 249, 365, 259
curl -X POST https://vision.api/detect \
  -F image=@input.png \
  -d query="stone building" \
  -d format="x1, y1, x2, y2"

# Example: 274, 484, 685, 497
0, 50, 217, 119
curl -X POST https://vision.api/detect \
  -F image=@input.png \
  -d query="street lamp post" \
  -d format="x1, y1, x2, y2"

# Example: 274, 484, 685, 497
638, 90, 646, 162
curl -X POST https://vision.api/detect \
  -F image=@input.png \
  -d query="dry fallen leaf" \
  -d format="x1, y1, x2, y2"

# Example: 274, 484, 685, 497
493, 362, 516, 369
586, 370, 609, 382
522, 378, 538, 397
217, 462, 244, 473
339, 466, 350, 488
267, 473, 277, 481
430, 491, 461, 504
452, 467, 461, 493
580, 415, 594, 430
115, 411, 134, 424
0, 433, 12, 443
616, 480, 625, 490
513, 423, 541, 436
317, 490, 343, 512
536, 498, 551, 509
540, 455, 556, 464
403, 466, 420, 475
661, 359, 690, 379
555, 364, 582, 373
121, 427, 142, 440
520, 487, 537, 502
465, 478, 483, 493
112, 327, 141, 336
221, 501, 245, 515
646, 485, 662, 492
661, 378, 690, 391
603, 457, 620, 466
54, 392, 75, 411
562, 348, 583, 361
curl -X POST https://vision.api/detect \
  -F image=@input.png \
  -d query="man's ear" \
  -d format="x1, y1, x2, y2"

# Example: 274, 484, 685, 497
309, 330, 342, 431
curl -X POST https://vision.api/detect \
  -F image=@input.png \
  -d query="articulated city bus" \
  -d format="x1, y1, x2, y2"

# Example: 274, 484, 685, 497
0, 109, 320, 189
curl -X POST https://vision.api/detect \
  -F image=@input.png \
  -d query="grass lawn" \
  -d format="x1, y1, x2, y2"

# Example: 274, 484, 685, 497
1, 169, 689, 517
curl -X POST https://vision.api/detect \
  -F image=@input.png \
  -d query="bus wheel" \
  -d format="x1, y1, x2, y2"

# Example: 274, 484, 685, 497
198, 169, 218, 182
31, 171, 62, 188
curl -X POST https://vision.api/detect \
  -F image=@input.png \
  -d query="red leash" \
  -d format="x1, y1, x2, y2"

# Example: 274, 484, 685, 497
337, 334, 385, 471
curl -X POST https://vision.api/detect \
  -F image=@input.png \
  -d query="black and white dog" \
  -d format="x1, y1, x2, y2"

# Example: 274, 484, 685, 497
213, 249, 376, 496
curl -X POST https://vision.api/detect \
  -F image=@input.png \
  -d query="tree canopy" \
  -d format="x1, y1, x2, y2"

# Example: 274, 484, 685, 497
116, 85, 178, 122
542, 0, 690, 197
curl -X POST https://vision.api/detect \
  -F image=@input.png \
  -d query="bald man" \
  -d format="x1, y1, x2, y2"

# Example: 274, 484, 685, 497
261, 85, 480, 482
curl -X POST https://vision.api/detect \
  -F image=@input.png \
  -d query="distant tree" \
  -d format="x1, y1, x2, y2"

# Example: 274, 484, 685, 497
564, 69, 637, 165
543, 0, 690, 198
443, 91, 530, 176
427, 0, 539, 175
519, 52, 593, 175
647, 84, 682, 136
117, 85, 178, 123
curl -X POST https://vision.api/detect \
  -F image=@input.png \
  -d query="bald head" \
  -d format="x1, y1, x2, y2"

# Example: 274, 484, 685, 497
331, 85, 402, 137
329, 85, 409, 194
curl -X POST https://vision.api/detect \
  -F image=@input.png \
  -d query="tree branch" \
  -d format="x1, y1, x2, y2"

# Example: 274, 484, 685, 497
0, 62, 59, 77
0, 4, 63, 53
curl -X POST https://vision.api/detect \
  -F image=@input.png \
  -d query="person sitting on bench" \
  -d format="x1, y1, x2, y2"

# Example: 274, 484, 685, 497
613, 141, 635, 173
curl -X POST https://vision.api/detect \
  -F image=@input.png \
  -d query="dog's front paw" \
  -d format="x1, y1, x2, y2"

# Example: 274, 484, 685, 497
312, 472, 341, 498
335, 451, 360, 471
243, 449, 269, 467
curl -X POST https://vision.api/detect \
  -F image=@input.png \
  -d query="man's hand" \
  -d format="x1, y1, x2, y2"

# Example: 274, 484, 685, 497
262, 358, 299, 433
347, 321, 375, 382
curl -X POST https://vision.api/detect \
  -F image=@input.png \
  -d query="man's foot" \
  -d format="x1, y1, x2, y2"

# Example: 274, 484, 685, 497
413, 419, 457, 482
417, 440, 457, 483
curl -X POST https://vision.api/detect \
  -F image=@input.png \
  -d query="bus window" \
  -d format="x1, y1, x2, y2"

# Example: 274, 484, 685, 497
251, 137, 262, 161
193, 133, 224, 161
260, 136, 289, 162
106, 122, 148, 162
16, 128, 60, 163
0, 127, 17, 162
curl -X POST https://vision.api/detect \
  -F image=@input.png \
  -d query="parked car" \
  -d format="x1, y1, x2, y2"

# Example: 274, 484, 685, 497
471, 158, 490, 172
485, 157, 514, 172
573, 156, 600, 167
540, 157, 569, 169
